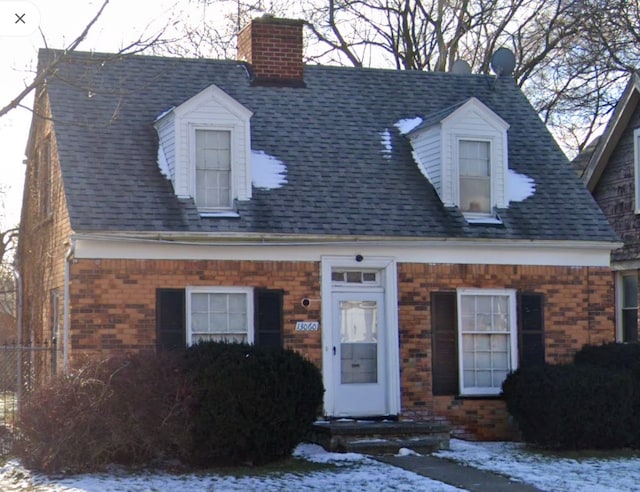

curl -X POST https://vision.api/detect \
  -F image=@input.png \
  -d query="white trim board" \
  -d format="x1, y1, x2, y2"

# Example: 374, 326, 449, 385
72, 236, 614, 267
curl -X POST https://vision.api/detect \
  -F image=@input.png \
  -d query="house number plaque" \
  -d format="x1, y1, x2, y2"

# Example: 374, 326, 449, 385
295, 321, 319, 331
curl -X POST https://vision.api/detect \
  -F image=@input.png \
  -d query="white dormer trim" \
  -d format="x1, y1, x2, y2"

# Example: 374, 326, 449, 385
408, 97, 510, 221
153, 84, 253, 213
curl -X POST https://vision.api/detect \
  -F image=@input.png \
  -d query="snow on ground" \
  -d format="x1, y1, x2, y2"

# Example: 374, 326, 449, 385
436, 439, 640, 492
0, 444, 461, 492
2, 440, 640, 491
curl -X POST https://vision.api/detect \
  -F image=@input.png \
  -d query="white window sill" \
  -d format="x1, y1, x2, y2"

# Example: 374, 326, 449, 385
464, 215, 503, 225
199, 211, 240, 218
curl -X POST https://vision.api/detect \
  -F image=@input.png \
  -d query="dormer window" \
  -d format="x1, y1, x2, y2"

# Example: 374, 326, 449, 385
195, 129, 232, 210
459, 139, 491, 215
407, 97, 512, 223
154, 84, 253, 217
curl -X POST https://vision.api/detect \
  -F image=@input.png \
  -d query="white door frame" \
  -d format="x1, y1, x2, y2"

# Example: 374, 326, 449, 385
321, 255, 400, 417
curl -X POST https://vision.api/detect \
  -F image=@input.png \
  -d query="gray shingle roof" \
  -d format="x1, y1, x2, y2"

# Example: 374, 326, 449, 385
40, 49, 617, 242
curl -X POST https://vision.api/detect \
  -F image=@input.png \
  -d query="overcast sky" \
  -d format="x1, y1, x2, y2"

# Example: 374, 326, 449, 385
0, 0, 200, 228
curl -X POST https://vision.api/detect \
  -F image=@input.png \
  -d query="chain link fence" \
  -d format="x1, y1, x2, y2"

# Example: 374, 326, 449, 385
0, 344, 56, 453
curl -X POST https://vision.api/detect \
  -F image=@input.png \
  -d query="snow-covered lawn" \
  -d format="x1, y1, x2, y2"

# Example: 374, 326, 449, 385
436, 439, 640, 492
1, 439, 640, 491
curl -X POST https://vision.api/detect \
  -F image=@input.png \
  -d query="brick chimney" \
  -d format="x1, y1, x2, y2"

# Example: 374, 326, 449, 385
237, 15, 305, 87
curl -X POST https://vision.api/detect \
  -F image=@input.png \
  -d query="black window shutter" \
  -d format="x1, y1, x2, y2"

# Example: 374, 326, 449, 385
518, 292, 545, 368
431, 291, 458, 396
156, 289, 186, 351
254, 289, 284, 348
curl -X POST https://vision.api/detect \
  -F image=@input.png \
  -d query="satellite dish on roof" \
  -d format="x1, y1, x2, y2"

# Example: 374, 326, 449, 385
490, 48, 516, 77
451, 60, 472, 75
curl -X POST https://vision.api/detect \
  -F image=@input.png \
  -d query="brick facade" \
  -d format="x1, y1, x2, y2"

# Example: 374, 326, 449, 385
64, 258, 614, 440
18, 89, 70, 351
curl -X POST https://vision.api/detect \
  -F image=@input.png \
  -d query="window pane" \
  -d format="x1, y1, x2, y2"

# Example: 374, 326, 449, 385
476, 352, 491, 369
228, 294, 246, 312
332, 271, 345, 282
229, 313, 247, 331
363, 272, 377, 282
459, 140, 491, 214
192, 293, 209, 312
460, 179, 490, 213
459, 292, 513, 393
476, 370, 492, 386
492, 370, 508, 386
346, 271, 361, 283
623, 274, 638, 308
462, 334, 474, 352
475, 334, 491, 350
491, 335, 508, 351
195, 130, 231, 208
460, 296, 474, 316
190, 291, 248, 342
210, 294, 227, 312
192, 313, 209, 332
210, 313, 228, 332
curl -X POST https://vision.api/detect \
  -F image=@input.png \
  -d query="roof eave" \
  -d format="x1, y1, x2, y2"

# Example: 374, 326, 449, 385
584, 71, 640, 191
70, 231, 621, 251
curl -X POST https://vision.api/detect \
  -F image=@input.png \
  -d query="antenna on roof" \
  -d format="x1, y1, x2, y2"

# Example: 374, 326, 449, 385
451, 60, 472, 75
490, 48, 516, 77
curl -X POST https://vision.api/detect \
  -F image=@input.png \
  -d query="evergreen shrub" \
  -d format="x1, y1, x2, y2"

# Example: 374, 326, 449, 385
502, 363, 634, 449
574, 342, 640, 446
183, 341, 324, 466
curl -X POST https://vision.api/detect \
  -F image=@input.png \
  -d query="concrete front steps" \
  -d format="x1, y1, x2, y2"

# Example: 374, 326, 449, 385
309, 420, 450, 455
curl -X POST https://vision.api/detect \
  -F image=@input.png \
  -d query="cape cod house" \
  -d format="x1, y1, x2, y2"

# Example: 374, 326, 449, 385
574, 71, 640, 344
18, 16, 619, 440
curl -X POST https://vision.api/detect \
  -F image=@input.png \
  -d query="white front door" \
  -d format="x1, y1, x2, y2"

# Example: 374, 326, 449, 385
330, 291, 387, 416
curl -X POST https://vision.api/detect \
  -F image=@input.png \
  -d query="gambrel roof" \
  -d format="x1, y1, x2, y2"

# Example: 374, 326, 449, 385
37, 49, 617, 243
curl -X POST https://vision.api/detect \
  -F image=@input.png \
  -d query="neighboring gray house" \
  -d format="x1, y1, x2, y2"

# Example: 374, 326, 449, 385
576, 72, 640, 343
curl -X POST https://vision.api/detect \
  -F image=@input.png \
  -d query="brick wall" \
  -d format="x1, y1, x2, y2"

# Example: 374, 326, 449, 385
67, 258, 614, 439
397, 263, 614, 439
69, 259, 322, 365
17, 88, 70, 355
237, 16, 304, 83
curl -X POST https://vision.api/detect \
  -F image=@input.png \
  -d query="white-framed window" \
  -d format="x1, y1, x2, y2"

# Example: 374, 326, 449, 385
617, 271, 638, 342
186, 287, 254, 345
457, 288, 517, 396
634, 128, 640, 213
331, 270, 380, 286
194, 129, 232, 210
459, 139, 492, 216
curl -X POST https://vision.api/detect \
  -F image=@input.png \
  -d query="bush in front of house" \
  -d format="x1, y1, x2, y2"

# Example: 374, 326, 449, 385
183, 341, 324, 466
502, 363, 634, 449
574, 342, 640, 446
14, 352, 191, 474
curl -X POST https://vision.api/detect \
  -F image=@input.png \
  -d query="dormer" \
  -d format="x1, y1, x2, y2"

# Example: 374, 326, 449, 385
154, 85, 253, 217
408, 97, 510, 222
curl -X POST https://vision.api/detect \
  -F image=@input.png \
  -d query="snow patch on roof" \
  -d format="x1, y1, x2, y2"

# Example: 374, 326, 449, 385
154, 106, 175, 122
157, 145, 171, 180
394, 117, 423, 135
508, 169, 536, 202
252, 150, 287, 189
380, 129, 392, 159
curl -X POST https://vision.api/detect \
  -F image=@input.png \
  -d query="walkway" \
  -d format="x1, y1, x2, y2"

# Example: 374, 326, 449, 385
377, 455, 545, 492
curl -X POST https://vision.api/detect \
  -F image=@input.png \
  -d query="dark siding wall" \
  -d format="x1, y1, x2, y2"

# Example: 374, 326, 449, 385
593, 102, 640, 263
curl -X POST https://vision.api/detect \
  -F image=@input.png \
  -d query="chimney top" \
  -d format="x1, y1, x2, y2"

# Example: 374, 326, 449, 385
237, 15, 305, 87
